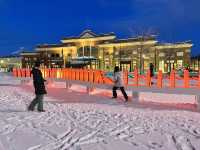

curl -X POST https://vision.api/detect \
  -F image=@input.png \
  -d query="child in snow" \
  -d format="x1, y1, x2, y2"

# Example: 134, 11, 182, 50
112, 66, 128, 102
28, 62, 47, 112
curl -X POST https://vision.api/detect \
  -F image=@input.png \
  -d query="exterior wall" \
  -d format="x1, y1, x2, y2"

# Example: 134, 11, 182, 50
0, 57, 22, 71
20, 31, 192, 72
21, 45, 192, 72
191, 56, 200, 71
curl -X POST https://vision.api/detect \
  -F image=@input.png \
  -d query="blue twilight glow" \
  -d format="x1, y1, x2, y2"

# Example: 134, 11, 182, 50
0, 0, 199, 55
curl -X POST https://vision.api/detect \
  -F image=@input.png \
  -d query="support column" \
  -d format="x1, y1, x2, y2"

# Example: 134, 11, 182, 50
82, 43, 85, 57
90, 41, 92, 58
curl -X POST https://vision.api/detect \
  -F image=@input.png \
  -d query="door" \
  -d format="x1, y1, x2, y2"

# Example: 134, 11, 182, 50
120, 61, 131, 72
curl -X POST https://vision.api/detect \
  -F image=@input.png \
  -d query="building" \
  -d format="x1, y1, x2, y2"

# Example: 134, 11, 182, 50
21, 30, 193, 73
0, 55, 22, 72
191, 55, 200, 71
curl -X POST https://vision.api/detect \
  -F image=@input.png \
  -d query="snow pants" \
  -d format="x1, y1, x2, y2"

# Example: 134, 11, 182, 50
28, 94, 44, 111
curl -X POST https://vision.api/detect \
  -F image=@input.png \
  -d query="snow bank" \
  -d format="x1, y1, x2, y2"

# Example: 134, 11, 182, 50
0, 85, 200, 150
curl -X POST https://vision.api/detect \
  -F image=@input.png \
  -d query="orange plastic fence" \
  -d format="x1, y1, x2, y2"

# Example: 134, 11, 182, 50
157, 70, 163, 88
12, 68, 200, 89
184, 70, 190, 88
170, 70, 176, 88
134, 69, 139, 86
199, 71, 200, 89
146, 70, 151, 87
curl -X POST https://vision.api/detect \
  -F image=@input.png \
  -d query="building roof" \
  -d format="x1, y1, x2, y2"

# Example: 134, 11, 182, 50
100, 35, 156, 44
36, 43, 76, 48
0, 55, 21, 58
62, 29, 116, 40
20, 51, 39, 56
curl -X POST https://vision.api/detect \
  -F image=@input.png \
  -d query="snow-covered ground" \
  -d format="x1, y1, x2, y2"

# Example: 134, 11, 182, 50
0, 73, 200, 150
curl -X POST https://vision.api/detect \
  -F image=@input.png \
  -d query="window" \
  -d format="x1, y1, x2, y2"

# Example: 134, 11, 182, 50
132, 51, 137, 55
56, 54, 60, 57
177, 60, 183, 67
159, 60, 165, 72
159, 53, 165, 57
115, 51, 119, 55
177, 52, 184, 56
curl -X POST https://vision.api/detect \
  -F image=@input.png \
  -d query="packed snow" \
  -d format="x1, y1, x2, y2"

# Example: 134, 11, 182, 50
0, 73, 200, 150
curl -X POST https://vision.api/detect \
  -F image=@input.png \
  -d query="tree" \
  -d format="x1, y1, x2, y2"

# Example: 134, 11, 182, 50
129, 25, 159, 74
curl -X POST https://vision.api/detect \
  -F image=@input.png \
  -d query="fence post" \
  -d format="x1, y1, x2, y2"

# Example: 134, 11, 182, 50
89, 70, 94, 83
25, 68, 31, 77
13, 68, 17, 77
71, 69, 75, 80
80, 69, 84, 81
184, 70, 190, 88
134, 69, 139, 86
124, 70, 128, 86
75, 69, 80, 81
198, 70, 200, 88
157, 70, 163, 88
170, 70, 176, 88
84, 69, 89, 82
146, 70, 151, 87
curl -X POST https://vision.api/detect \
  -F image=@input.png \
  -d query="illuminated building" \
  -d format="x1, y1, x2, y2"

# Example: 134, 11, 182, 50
0, 55, 22, 72
21, 30, 193, 73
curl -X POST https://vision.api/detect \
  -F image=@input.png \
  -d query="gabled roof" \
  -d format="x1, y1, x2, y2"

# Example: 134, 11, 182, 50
79, 30, 97, 38
98, 35, 156, 45
62, 29, 116, 40
36, 43, 76, 48
20, 51, 39, 56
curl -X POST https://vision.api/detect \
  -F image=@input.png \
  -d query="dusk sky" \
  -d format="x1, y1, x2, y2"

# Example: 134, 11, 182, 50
0, 0, 199, 56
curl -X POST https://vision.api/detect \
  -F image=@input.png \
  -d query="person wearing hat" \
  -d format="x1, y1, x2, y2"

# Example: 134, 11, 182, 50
28, 62, 47, 112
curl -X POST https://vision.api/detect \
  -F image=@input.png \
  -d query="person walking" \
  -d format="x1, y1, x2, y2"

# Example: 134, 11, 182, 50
112, 66, 128, 102
149, 63, 154, 85
28, 62, 47, 112
150, 63, 154, 78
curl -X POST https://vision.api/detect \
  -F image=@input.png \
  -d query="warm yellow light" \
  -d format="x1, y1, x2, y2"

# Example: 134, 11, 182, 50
0, 60, 4, 64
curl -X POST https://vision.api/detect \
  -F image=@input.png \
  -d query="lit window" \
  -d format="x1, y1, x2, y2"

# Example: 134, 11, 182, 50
132, 51, 137, 55
159, 53, 165, 57
177, 52, 184, 56
177, 60, 183, 67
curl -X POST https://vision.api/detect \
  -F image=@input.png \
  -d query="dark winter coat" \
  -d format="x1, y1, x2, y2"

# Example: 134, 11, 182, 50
150, 64, 154, 77
31, 68, 47, 95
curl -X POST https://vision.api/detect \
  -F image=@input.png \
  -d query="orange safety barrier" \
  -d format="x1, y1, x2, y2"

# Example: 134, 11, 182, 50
89, 70, 94, 83
198, 71, 200, 89
68, 69, 72, 80
94, 70, 104, 84
134, 69, 139, 86
71, 69, 76, 80
17, 69, 22, 77
80, 69, 84, 81
146, 70, 151, 87
84, 69, 89, 82
184, 70, 190, 88
50, 68, 56, 78
21, 69, 26, 77
62, 69, 67, 80
170, 70, 176, 88
45, 68, 48, 78
123, 70, 128, 86
25, 68, 31, 77
13, 68, 200, 89
75, 69, 80, 80
157, 70, 163, 88
13, 68, 17, 77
